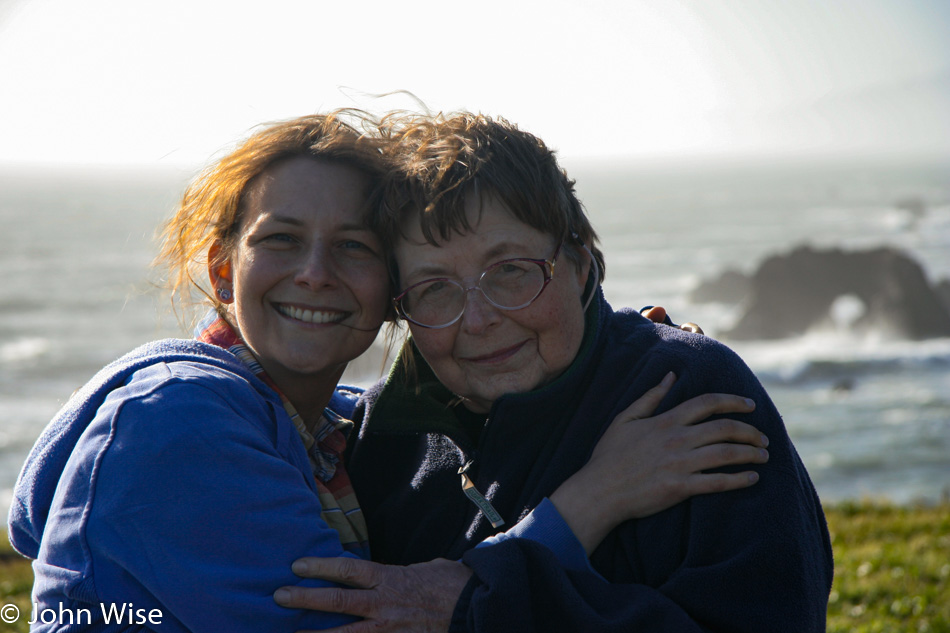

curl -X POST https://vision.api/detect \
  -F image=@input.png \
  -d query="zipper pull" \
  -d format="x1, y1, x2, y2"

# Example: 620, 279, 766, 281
458, 461, 505, 528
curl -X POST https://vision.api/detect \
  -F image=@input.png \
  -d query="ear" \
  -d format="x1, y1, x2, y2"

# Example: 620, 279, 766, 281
208, 241, 234, 304
572, 238, 594, 291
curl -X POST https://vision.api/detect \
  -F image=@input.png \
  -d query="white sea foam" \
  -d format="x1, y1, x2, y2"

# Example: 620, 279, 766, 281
733, 333, 950, 383
0, 338, 50, 364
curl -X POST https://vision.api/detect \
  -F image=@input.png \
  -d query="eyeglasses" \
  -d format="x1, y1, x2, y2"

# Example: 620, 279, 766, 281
394, 243, 563, 329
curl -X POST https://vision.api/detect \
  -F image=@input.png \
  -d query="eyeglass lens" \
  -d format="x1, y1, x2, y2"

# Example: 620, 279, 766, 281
401, 260, 547, 327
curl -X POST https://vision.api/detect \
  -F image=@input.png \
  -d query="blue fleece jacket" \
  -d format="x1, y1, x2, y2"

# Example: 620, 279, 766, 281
347, 291, 834, 632
8, 339, 361, 632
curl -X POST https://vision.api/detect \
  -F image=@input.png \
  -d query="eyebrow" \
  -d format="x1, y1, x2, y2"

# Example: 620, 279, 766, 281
262, 214, 305, 227
482, 241, 523, 262
262, 214, 373, 232
405, 264, 451, 280
403, 240, 533, 281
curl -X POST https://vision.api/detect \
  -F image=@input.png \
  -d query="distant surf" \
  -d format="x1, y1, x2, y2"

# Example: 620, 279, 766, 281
1, 158, 948, 521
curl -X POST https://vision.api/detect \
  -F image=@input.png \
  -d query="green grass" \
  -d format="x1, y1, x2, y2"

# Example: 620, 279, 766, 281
2, 501, 948, 632
0, 535, 32, 633
825, 501, 950, 633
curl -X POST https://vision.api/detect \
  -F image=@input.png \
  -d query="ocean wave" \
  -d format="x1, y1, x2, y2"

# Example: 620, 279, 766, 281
0, 337, 51, 364
732, 334, 950, 384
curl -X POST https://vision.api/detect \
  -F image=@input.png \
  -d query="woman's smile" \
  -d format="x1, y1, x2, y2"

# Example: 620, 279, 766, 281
273, 302, 350, 326
460, 340, 529, 364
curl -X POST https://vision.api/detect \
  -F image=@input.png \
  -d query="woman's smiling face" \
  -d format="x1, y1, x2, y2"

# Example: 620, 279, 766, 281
220, 156, 389, 391
395, 193, 590, 413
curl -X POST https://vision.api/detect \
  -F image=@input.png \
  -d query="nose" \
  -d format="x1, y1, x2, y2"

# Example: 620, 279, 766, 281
294, 242, 339, 289
459, 287, 502, 334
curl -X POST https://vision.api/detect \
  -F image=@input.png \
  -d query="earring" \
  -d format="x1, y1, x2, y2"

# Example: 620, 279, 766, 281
216, 288, 233, 302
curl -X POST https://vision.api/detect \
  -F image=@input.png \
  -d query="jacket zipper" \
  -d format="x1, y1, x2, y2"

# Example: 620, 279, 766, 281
458, 457, 505, 528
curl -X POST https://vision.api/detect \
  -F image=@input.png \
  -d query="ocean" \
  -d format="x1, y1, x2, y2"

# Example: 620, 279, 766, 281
1, 157, 948, 521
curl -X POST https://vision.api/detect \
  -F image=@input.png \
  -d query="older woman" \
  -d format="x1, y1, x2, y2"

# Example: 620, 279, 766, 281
281, 113, 833, 632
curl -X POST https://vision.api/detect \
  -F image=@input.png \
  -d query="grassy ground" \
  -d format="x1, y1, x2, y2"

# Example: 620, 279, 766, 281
0, 536, 32, 633
1, 501, 948, 632
825, 501, 950, 633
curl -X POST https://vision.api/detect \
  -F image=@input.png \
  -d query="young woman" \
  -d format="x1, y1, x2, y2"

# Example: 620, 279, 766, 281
10, 114, 389, 632
9, 112, 766, 633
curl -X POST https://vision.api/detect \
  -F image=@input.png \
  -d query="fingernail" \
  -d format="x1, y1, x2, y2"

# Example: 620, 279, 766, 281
748, 472, 759, 483
759, 449, 769, 461
761, 434, 769, 447
663, 371, 676, 386
744, 398, 756, 409
292, 560, 309, 575
274, 588, 291, 604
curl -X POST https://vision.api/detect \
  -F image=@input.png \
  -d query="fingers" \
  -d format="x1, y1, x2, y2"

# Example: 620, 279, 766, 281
291, 557, 381, 588
615, 372, 677, 422
691, 440, 770, 471
685, 470, 761, 496
659, 392, 756, 427
679, 322, 704, 335
640, 306, 668, 323
275, 585, 372, 615
639, 306, 705, 335
278, 559, 467, 633
665, 416, 769, 469
689, 417, 769, 449
296, 615, 387, 633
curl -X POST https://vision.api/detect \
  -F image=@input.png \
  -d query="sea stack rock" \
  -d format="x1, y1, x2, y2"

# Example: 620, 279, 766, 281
697, 246, 950, 340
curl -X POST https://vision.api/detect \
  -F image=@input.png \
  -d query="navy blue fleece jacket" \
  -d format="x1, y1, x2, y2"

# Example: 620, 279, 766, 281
347, 291, 833, 632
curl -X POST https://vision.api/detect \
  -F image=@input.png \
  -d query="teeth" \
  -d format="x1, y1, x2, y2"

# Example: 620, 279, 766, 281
278, 305, 346, 324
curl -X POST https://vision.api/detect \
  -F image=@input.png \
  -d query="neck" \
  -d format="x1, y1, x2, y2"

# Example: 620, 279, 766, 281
266, 364, 347, 431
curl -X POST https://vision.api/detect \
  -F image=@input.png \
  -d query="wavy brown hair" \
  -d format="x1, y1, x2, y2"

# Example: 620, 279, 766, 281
154, 111, 386, 325
376, 111, 606, 288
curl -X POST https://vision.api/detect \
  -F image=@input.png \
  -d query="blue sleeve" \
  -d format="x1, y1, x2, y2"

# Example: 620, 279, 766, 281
476, 498, 595, 574
84, 377, 357, 633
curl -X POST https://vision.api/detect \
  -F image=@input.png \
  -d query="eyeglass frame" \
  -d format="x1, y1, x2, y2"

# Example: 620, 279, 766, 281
393, 242, 564, 329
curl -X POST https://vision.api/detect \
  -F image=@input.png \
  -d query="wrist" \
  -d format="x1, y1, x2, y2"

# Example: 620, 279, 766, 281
549, 474, 610, 556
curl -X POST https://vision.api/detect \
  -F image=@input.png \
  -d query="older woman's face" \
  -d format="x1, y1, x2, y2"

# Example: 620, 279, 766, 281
395, 194, 589, 413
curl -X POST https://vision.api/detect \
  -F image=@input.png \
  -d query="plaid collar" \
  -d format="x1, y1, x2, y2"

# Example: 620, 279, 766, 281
195, 311, 351, 482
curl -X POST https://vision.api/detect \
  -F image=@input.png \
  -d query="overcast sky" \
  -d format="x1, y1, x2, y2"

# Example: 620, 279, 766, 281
1, 0, 948, 167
